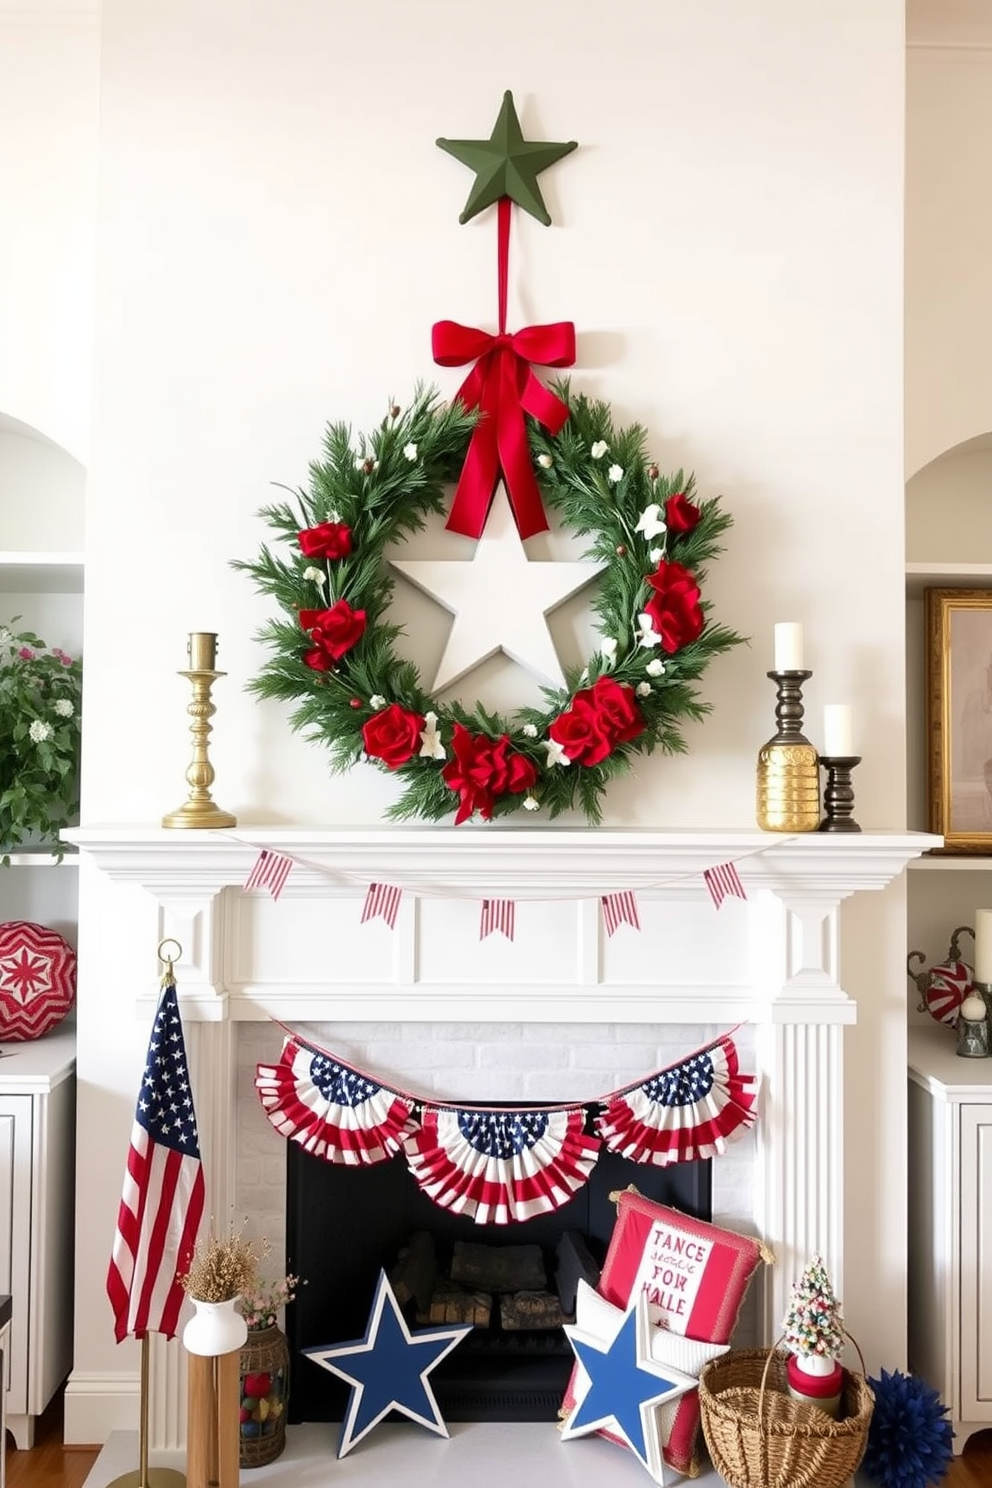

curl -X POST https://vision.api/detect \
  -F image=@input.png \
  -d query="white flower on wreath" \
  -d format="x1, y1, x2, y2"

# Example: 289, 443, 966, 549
419, 711, 446, 760
522, 723, 538, 738
523, 795, 540, 811
607, 463, 624, 485
54, 699, 74, 718
636, 682, 652, 698
635, 503, 667, 541
646, 657, 666, 677
599, 637, 618, 667
302, 566, 327, 589
544, 738, 571, 769
636, 613, 661, 648
369, 694, 386, 709
649, 546, 664, 564
402, 442, 418, 461
590, 439, 608, 460
537, 453, 554, 469
29, 719, 51, 743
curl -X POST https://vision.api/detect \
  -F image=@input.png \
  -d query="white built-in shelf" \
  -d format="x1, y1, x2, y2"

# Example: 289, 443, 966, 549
908, 853, 992, 871
0, 552, 84, 593
905, 561, 992, 599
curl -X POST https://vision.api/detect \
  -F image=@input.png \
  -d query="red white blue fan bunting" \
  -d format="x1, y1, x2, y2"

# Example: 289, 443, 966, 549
403, 1107, 600, 1225
595, 1034, 757, 1166
255, 1037, 416, 1164
255, 1030, 757, 1224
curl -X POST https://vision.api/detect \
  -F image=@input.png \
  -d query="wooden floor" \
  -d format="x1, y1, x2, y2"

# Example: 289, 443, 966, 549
4, 1387, 991, 1488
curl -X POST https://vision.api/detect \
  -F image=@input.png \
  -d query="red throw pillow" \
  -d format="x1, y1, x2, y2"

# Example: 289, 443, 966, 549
561, 1189, 769, 1476
0, 921, 76, 1040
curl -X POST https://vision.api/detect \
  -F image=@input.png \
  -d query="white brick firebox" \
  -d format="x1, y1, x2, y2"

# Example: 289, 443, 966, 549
67, 825, 933, 1451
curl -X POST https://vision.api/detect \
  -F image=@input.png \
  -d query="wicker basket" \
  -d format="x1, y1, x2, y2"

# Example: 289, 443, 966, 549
698, 1340, 874, 1488
239, 1324, 290, 1468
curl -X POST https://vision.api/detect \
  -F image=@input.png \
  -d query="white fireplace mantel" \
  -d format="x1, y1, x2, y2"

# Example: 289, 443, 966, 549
65, 823, 937, 1452
66, 824, 937, 1028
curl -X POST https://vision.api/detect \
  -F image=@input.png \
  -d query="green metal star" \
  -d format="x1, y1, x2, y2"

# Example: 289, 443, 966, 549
437, 91, 577, 226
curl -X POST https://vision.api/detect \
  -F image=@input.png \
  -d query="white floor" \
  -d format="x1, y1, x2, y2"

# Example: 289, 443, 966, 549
83, 1421, 870, 1487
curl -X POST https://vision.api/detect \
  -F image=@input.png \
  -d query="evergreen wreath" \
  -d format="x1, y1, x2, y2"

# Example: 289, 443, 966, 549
234, 383, 744, 825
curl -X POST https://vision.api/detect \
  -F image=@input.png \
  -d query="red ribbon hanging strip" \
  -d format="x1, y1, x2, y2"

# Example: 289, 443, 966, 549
433, 196, 576, 540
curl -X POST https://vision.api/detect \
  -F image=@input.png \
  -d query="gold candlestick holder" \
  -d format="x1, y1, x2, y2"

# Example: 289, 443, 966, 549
162, 636, 236, 829
756, 669, 821, 832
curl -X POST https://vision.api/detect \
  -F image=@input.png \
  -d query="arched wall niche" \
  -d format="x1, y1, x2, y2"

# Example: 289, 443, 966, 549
906, 432, 992, 568
0, 411, 85, 553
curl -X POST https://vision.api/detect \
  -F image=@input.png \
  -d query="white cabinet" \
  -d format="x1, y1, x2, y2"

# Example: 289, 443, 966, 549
0, 1027, 75, 1449
908, 1025, 992, 1448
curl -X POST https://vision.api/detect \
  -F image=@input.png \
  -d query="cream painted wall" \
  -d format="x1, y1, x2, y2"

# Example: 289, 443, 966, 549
0, 1, 99, 464
0, 0, 909, 1446
907, 19, 992, 477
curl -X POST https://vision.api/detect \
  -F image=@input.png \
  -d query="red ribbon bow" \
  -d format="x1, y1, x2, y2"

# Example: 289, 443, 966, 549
432, 195, 576, 541
432, 319, 575, 539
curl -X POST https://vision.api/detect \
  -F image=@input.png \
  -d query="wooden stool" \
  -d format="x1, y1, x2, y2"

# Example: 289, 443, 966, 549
186, 1348, 240, 1488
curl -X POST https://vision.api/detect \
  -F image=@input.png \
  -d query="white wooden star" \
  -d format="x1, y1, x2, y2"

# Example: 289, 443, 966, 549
391, 488, 604, 693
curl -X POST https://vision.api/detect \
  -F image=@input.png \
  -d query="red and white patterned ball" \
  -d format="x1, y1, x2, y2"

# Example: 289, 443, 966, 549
924, 959, 972, 1028
0, 921, 76, 1041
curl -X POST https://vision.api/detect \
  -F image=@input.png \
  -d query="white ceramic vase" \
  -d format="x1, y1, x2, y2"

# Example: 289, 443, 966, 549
182, 1295, 249, 1357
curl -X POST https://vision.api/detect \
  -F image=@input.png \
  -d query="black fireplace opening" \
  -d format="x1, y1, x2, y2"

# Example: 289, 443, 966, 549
286, 1125, 711, 1425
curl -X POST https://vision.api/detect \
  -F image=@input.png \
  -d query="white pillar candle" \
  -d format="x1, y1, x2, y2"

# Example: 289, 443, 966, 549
774, 622, 804, 672
823, 704, 853, 758
975, 909, 992, 985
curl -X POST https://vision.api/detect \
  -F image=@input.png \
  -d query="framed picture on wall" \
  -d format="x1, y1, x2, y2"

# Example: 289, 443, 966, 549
926, 587, 992, 852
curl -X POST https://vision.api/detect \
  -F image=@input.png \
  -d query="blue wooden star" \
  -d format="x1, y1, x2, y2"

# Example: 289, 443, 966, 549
303, 1270, 472, 1457
562, 1282, 696, 1485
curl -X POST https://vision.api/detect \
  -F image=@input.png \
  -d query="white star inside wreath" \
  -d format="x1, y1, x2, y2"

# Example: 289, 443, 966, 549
391, 485, 604, 692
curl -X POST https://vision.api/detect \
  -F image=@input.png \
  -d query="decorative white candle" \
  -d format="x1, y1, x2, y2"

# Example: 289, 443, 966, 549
774, 623, 804, 672
188, 632, 218, 670
822, 704, 853, 758
975, 909, 992, 985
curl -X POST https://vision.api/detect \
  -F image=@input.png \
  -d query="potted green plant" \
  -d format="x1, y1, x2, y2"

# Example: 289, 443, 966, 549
0, 618, 82, 861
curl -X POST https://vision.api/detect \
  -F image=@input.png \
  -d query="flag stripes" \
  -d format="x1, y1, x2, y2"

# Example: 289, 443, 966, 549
601, 890, 640, 936
703, 861, 747, 910
106, 979, 205, 1342
480, 899, 515, 940
361, 882, 403, 928
244, 849, 294, 900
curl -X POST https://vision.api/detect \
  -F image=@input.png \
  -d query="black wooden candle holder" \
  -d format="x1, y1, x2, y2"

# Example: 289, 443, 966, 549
818, 755, 862, 832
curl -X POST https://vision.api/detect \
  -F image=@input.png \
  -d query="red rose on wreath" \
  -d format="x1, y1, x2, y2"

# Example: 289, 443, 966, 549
549, 676, 646, 766
665, 492, 701, 535
298, 521, 353, 560
362, 703, 426, 769
643, 560, 704, 654
299, 601, 366, 670
441, 723, 538, 825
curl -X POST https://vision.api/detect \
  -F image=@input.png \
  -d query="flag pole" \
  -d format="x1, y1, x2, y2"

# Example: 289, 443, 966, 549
106, 1334, 187, 1488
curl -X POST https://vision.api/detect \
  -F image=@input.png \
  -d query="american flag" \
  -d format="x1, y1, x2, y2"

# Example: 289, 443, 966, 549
106, 978, 205, 1343
479, 899, 515, 941
360, 883, 403, 928
703, 861, 746, 910
601, 890, 641, 936
243, 848, 294, 900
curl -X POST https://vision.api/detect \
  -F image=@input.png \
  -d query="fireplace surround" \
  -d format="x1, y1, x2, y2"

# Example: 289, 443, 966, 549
66, 823, 934, 1451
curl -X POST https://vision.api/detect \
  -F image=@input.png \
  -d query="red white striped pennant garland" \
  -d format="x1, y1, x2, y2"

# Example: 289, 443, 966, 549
360, 883, 403, 928
480, 899, 515, 941
703, 861, 747, 910
601, 890, 640, 936
243, 848, 294, 900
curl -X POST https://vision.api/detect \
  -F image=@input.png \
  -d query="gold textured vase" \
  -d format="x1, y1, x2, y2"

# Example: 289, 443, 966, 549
757, 739, 821, 832
756, 668, 821, 833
